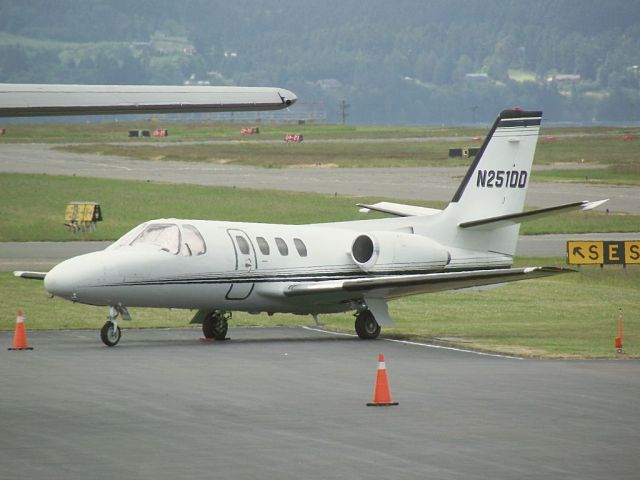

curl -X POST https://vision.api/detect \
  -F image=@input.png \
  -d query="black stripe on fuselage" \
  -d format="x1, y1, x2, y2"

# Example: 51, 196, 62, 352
94, 265, 509, 288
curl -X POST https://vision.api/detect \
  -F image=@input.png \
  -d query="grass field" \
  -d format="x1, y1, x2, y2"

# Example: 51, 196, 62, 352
1, 119, 637, 143
0, 121, 486, 144
1, 173, 639, 242
54, 131, 640, 174
532, 165, 640, 186
2, 260, 637, 358
3, 121, 639, 182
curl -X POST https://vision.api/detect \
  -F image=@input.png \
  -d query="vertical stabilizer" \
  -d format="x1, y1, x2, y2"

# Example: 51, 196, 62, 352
451, 109, 542, 220
429, 109, 542, 257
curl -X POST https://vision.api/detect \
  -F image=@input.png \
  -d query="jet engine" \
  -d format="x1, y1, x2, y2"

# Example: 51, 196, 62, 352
350, 231, 449, 273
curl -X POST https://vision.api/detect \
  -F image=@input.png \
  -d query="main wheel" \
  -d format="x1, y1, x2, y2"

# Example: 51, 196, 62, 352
355, 310, 381, 339
100, 321, 122, 347
202, 311, 229, 340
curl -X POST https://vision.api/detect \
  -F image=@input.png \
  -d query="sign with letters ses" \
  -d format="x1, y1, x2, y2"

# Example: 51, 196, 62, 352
567, 240, 640, 265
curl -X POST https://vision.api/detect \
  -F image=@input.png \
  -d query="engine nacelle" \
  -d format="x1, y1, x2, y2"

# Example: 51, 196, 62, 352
350, 231, 449, 273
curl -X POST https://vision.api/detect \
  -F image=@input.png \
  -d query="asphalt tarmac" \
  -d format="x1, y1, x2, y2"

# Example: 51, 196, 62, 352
1, 143, 639, 213
1, 327, 638, 480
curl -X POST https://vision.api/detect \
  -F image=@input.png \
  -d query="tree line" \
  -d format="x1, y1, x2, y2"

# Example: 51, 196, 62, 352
0, 0, 638, 123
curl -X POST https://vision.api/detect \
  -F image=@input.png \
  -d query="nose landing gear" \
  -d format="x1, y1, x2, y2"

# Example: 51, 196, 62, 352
100, 305, 130, 347
100, 320, 121, 347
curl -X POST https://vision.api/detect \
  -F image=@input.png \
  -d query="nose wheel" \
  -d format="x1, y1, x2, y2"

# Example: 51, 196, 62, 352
100, 305, 129, 347
101, 320, 121, 347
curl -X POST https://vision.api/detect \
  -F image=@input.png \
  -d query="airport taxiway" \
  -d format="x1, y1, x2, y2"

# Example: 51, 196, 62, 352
1, 326, 638, 479
1, 143, 639, 213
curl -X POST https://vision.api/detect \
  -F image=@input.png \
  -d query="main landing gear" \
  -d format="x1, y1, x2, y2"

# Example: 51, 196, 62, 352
100, 305, 130, 347
355, 309, 381, 340
202, 310, 231, 340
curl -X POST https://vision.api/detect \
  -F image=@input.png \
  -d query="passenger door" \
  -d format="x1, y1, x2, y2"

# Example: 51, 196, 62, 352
226, 229, 257, 300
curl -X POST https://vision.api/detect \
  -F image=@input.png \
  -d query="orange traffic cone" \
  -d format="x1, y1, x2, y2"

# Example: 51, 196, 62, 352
367, 353, 398, 407
8, 310, 33, 351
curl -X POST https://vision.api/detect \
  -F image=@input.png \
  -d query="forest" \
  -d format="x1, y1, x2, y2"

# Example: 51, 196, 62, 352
0, 0, 638, 124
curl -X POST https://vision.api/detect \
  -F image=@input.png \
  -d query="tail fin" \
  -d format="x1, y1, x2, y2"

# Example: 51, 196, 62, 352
429, 109, 542, 257
451, 109, 542, 220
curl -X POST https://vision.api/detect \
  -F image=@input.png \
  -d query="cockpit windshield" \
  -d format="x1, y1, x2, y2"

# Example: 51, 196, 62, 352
182, 224, 206, 256
130, 224, 181, 254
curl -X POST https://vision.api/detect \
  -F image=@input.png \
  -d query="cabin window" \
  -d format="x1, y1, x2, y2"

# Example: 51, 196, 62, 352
182, 224, 206, 256
256, 237, 270, 255
293, 238, 308, 257
130, 224, 181, 255
275, 237, 289, 256
236, 235, 251, 255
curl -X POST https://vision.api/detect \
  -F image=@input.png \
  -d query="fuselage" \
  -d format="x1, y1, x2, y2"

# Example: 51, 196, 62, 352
44, 216, 511, 315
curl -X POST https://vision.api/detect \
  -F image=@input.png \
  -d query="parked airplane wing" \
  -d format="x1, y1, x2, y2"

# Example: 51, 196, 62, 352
13, 271, 47, 280
284, 267, 573, 300
0, 84, 297, 117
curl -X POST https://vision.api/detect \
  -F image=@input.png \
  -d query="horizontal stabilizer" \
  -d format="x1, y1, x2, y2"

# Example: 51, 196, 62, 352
284, 267, 573, 301
459, 199, 608, 230
357, 202, 442, 217
14, 271, 47, 280
0, 84, 297, 117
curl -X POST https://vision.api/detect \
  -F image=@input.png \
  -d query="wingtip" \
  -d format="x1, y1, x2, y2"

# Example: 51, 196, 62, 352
14, 271, 48, 280
581, 199, 609, 211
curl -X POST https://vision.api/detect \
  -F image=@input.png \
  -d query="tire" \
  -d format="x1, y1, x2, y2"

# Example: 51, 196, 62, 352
100, 321, 122, 347
355, 310, 381, 339
202, 312, 228, 340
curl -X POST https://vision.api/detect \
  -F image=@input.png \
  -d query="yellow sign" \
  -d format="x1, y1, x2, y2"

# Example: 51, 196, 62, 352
567, 241, 603, 265
626, 241, 640, 264
567, 240, 640, 265
64, 202, 102, 223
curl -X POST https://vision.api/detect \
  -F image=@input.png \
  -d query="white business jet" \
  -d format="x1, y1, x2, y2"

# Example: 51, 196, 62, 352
9, 87, 605, 346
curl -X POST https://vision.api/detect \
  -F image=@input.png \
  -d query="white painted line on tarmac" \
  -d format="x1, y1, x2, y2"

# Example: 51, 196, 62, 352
301, 325, 523, 360
86, 162, 132, 171
302, 326, 357, 337
383, 338, 524, 360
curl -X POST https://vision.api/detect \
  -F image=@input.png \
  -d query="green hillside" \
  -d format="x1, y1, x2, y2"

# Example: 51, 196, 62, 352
0, 0, 638, 124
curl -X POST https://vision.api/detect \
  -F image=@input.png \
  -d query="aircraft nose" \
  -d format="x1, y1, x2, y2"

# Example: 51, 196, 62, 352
44, 252, 106, 301
44, 261, 77, 300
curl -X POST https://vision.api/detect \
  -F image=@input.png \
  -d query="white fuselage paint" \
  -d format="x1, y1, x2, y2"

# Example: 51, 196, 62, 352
44, 216, 509, 315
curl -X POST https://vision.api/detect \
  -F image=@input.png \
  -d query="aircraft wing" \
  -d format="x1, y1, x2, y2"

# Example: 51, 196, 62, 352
14, 271, 47, 280
284, 267, 572, 301
0, 84, 297, 117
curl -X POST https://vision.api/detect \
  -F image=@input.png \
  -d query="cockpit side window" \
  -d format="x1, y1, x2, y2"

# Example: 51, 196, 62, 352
130, 224, 181, 254
182, 224, 207, 257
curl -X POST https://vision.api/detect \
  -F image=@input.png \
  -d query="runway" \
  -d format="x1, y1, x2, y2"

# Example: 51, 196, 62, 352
1, 143, 639, 213
1, 327, 638, 479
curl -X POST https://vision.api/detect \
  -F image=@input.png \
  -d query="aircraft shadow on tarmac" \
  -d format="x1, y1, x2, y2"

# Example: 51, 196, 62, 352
69, 327, 360, 349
